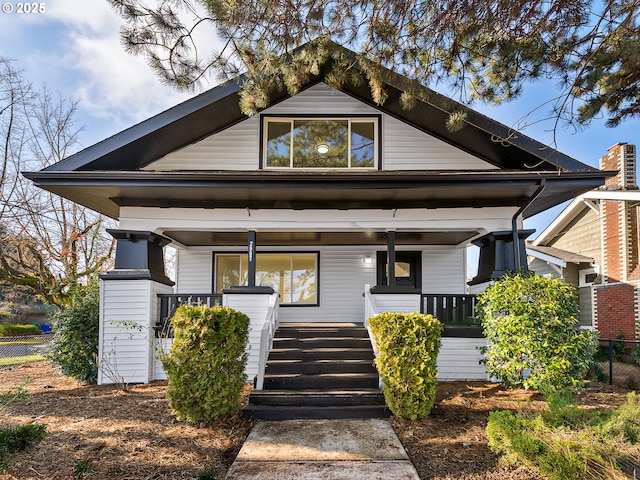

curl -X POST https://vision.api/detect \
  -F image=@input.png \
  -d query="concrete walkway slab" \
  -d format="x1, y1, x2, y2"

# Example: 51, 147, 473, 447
226, 419, 420, 480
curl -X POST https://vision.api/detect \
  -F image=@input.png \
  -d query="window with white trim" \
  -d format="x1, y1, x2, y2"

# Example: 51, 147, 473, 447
263, 117, 378, 169
215, 252, 318, 305
579, 267, 598, 287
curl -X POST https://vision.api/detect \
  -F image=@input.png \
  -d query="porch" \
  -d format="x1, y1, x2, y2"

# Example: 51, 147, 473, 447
153, 290, 484, 419
153, 290, 485, 386
98, 216, 525, 386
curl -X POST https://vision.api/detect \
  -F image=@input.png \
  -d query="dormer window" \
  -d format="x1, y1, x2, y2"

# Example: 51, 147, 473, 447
263, 116, 379, 169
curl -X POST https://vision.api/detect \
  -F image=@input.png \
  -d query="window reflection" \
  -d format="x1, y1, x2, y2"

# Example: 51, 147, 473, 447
216, 253, 317, 304
265, 117, 377, 168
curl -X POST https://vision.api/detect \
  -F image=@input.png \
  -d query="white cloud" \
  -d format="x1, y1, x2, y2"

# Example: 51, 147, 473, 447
46, 1, 192, 131
2, 0, 227, 146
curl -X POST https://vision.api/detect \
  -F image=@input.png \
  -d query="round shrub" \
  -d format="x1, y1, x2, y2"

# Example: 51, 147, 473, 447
45, 282, 99, 383
161, 305, 250, 423
477, 273, 593, 391
368, 312, 443, 420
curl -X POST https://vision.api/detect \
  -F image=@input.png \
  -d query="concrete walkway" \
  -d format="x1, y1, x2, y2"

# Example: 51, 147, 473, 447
225, 418, 421, 480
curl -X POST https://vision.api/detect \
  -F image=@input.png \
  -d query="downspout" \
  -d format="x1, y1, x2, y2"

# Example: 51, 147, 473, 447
512, 179, 546, 269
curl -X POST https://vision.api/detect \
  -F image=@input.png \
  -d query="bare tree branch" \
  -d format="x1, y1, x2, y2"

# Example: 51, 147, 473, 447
0, 58, 115, 309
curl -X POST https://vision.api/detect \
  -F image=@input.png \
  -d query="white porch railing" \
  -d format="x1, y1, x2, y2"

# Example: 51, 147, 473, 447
364, 284, 382, 387
254, 292, 279, 390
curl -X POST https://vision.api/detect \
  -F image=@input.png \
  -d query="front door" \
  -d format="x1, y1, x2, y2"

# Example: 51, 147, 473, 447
376, 251, 422, 289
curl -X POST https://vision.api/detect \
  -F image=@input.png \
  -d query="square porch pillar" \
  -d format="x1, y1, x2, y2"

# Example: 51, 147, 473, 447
468, 229, 535, 286
98, 230, 174, 385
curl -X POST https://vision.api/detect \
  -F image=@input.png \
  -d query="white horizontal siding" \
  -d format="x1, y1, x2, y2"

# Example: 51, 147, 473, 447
265, 84, 379, 115
383, 115, 496, 170
467, 282, 491, 295
143, 118, 260, 171
176, 250, 212, 293
99, 280, 151, 384
371, 294, 420, 313
99, 279, 173, 385
144, 83, 496, 172
224, 293, 274, 379
422, 247, 466, 294
437, 337, 488, 380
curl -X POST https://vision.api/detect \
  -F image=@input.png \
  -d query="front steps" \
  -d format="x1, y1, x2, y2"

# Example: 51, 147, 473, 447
244, 323, 388, 420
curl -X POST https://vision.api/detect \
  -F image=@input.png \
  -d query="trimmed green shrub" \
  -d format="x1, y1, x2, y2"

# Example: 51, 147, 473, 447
477, 273, 593, 391
45, 281, 99, 384
161, 305, 250, 423
368, 312, 443, 420
0, 423, 47, 472
0, 324, 41, 336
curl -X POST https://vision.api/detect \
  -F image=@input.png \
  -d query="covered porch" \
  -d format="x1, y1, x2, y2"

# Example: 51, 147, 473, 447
98, 205, 536, 386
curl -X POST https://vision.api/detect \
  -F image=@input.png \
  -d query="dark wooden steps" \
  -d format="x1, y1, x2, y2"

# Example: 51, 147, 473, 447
244, 404, 388, 420
244, 323, 388, 420
266, 359, 376, 374
263, 372, 379, 390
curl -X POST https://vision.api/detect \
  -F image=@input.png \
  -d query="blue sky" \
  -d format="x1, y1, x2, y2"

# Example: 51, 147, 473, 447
1, 0, 638, 238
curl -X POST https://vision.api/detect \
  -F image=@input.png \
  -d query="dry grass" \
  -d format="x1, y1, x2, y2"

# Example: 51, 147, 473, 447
0, 362, 632, 480
391, 381, 630, 480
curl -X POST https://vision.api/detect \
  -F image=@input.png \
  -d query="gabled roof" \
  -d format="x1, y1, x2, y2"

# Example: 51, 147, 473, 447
24, 41, 612, 220
533, 189, 640, 245
526, 243, 594, 267
41, 42, 598, 174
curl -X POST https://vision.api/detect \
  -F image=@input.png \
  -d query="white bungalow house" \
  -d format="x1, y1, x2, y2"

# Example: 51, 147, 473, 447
25, 43, 610, 418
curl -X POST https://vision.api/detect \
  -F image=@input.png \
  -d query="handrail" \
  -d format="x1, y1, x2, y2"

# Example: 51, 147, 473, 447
255, 292, 279, 390
363, 284, 382, 387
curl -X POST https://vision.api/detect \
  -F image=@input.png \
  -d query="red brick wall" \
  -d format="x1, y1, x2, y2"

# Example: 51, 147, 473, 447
601, 199, 623, 282
594, 283, 637, 340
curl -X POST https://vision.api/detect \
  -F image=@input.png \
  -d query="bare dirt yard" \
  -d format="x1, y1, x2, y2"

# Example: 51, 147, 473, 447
0, 362, 632, 480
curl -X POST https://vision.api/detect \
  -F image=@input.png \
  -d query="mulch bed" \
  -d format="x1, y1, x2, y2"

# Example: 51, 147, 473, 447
0, 363, 632, 479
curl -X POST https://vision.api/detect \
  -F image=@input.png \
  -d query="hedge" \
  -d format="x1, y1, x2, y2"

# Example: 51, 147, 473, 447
368, 312, 443, 420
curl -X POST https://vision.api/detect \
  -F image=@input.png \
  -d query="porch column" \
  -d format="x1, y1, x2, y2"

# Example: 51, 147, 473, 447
467, 230, 534, 287
248, 230, 257, 287
387, 230, 396, 287
99, 230, 175, 385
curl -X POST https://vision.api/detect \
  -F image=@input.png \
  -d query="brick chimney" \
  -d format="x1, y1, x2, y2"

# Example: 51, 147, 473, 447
595, 143, 640, 340
600, 143, 637, 190
599, 143, 638, 283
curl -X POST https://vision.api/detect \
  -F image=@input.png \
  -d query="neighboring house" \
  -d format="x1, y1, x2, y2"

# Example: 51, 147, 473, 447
25, 42, 609, 389
528, 142, 639, 340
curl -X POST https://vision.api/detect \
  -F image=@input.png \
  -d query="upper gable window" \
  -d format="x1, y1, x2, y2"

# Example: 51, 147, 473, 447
263, 117, 378, 169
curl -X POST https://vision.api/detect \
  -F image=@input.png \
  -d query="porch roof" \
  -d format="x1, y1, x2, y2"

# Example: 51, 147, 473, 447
23, 169, 608, 220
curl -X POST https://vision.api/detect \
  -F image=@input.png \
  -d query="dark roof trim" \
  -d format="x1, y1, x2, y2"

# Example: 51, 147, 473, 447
24, 169, 611, 219
25, 169, 611, 187
42, 80, 244, 172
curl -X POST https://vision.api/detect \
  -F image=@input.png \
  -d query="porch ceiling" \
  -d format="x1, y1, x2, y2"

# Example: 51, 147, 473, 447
162, 230, 480, 246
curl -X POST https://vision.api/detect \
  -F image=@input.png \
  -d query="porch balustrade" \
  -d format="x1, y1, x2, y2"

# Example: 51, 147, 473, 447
421, 294, 482, 336
156, 292, 480, 337
421, 294, 477, 324
156, 293, 223, 337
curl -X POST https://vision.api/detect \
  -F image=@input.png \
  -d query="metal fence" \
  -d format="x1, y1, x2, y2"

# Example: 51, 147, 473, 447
0, 335, 53, 367
598, 338, 640, 387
